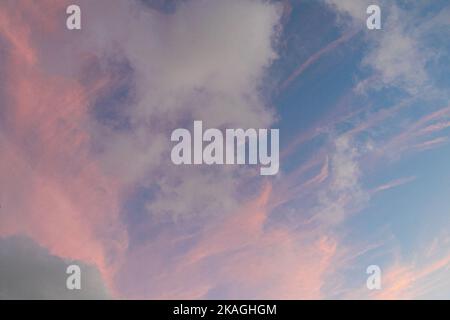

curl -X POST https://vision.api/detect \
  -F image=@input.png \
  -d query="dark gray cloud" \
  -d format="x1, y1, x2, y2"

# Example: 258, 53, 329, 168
0, 236, 110, 300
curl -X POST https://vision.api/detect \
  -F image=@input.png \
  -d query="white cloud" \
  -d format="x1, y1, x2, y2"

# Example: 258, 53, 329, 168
77, 0, 283, 219
324, 0, 373, 24
362, 5, 430, 95
314, 135, 369, 225
324, 0, 440, 95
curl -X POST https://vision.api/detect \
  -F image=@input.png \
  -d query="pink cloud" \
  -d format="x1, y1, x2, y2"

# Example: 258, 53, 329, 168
0, 0, 128, 293
2, 0, 335, 300
374, 252, 450, 299
115, 183, 339, 299
371, 176, 416, 194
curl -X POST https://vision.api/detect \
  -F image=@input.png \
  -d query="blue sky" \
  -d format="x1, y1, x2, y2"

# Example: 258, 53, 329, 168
267, 0, 450, 298
0, 0, 449, 299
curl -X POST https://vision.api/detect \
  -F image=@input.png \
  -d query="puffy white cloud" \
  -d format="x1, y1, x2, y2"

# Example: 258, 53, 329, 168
78, 0, 283, 218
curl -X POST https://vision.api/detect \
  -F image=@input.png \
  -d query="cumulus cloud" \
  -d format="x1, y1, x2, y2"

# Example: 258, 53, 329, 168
72, 0, 284, 218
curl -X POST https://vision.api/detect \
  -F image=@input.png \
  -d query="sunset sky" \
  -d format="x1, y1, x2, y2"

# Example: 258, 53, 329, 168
1, 0, 450, 299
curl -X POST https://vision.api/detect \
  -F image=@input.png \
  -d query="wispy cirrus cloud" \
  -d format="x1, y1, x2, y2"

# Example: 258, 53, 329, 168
115, 183, 339, 299
1, 0, 450, 300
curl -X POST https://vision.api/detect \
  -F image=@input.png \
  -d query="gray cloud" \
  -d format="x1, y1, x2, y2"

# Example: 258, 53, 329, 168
0, 236, 110, 300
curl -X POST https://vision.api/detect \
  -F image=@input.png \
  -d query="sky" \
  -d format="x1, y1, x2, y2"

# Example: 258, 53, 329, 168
0, 0, 449, 299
